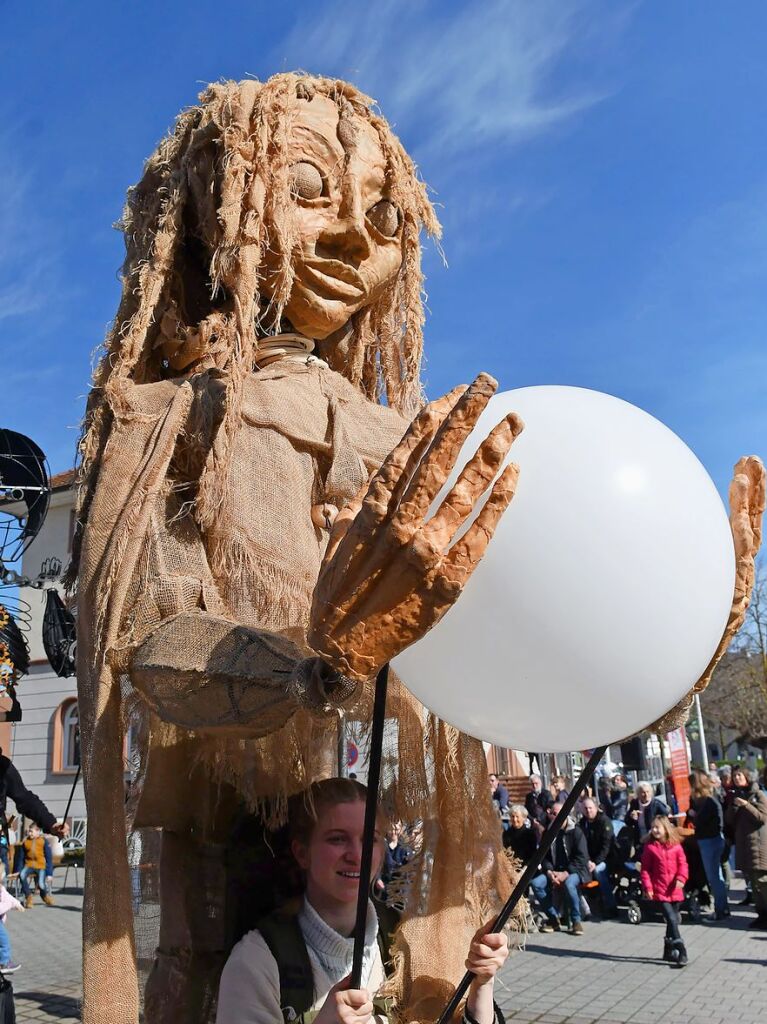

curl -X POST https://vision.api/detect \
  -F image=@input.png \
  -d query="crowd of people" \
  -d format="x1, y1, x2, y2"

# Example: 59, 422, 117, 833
0, 749, 69, 974
490, 761, 767, 965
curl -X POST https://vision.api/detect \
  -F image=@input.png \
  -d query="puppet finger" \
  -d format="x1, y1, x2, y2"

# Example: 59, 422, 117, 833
441, 463, 520, 584
425, 413, 522, 549
396, 373, 498, 523
356, 385, 467, 533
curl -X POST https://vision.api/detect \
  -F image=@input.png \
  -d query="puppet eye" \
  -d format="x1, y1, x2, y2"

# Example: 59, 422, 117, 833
367, 199, 400, 237
289, 161, 325, 200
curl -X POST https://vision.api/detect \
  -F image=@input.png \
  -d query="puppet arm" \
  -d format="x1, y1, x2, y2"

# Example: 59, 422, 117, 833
309, 373, 524, 680
693, 455, 765, 693
126, 613, 357, 736
646, 455, 764, 734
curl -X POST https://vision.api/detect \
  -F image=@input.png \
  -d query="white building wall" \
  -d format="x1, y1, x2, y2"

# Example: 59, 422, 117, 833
4, 478, 86, 827
5, 664, 85, 822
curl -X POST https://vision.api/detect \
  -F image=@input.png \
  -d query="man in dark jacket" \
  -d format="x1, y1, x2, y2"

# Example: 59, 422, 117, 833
531, 806, 590, 935
578, 797, 616, 913
0, 752, 68, 844
525, 774, 554, 834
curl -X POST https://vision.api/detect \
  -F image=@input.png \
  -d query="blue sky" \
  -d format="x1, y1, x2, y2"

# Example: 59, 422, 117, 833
1, 0, 765, 497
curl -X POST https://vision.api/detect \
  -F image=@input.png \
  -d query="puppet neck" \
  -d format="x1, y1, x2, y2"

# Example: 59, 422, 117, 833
254, 333, 329, 369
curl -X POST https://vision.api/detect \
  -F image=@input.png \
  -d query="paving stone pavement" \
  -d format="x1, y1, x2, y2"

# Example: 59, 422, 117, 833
496, 879, 767, 1024
4, 868, 82, 1023
2, 872, 766, 1022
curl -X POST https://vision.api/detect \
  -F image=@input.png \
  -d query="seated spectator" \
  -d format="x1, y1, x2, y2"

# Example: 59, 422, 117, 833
627, 782, 670, 846
549, 775, 569, 802
20, 824, 54, 908
503, 804, 537, 864
525, 774, 553, 835
577, 797, 617, 915
531, 809, 590, 935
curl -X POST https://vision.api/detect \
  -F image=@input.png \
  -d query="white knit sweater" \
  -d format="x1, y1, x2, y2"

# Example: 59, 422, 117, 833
216, 898, 385, 1024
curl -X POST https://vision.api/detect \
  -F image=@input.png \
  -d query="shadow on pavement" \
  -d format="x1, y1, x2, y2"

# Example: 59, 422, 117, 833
14, 990, 80, 1018
524, 943, 660, 966
721, 957, 767, 966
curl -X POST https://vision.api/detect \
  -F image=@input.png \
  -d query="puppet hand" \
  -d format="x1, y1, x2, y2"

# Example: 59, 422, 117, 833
50, 822, 70, 839
315, 976, 375, 1024
308, 374, 523, 680
694, 456, 764, 693
466, 922, 509, 984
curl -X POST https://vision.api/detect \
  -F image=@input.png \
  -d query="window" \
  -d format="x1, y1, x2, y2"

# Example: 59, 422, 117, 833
63, 701, 80, 769
52, 698, 80, 774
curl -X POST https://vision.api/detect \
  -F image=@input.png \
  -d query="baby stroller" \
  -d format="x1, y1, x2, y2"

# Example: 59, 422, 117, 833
614, 826, 712, 924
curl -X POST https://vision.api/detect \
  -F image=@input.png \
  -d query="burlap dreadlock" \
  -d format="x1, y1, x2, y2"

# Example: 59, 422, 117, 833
69, 73, 440, 585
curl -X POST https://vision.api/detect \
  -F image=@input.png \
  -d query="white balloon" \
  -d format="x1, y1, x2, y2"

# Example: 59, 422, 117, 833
393, 386, 735, 752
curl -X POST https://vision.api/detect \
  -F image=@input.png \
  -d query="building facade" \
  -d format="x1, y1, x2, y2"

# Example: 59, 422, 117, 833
1, 470, 86, 836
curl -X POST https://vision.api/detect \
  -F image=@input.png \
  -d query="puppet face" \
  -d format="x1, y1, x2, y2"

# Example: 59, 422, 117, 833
263, 95, 403, 340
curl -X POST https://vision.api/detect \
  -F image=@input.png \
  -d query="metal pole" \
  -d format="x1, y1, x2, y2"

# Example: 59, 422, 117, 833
350, 663, 389, 988
62, 763, 81, 824
694, 694, 709, 768
435, 745, 607, 1024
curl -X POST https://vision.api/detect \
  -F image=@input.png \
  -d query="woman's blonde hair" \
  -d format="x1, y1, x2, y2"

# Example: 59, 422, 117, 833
68, 73, 440, 584
650, 815, 681, 845
689, 768, 714, 800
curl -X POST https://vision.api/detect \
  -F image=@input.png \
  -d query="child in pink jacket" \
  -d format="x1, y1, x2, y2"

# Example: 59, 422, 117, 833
0, 882, 24, 973
640, 815, 689, 967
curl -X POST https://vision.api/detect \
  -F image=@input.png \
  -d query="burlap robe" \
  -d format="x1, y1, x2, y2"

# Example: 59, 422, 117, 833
77, 360, 515, 1024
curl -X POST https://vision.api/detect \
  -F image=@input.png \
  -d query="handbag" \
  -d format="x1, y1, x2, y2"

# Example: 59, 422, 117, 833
0, 974, 16, 1024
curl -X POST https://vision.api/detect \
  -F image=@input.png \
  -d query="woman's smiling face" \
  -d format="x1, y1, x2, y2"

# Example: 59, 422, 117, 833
261, 94, 404, 339
292, 799, 384, 906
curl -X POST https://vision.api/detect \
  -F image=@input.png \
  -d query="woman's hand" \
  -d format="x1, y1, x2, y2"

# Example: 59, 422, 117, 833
315, 976, 375, 1024
466, 921, 509, 984
308, 373, 523, 680
465, 922, 509, 1024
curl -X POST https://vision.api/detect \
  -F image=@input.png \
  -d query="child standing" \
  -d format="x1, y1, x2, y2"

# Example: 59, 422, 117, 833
640, 815, 689, 966
20, 825, 54, 908
0, 880, 24, 973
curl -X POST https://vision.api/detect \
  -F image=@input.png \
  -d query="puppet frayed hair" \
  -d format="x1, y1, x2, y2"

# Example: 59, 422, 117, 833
68, 72, 440, 586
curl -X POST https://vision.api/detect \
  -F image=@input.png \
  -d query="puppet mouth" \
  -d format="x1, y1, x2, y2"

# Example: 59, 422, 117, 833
299, 260, 366, 302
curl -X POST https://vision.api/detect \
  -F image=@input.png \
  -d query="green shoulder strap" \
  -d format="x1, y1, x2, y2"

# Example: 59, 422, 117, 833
257, 911, 315, 1024
258, 906, 394, 1024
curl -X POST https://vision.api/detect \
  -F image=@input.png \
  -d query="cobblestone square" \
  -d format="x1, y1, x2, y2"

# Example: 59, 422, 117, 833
3, 873, 765, 1022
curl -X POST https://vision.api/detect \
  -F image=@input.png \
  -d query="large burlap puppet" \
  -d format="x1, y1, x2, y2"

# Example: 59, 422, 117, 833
70, 74, 523, 1024
70, 72, 765, 1024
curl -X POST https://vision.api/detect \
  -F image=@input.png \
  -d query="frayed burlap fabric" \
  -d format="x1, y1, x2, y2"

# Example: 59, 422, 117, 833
76, 361, 519, 1024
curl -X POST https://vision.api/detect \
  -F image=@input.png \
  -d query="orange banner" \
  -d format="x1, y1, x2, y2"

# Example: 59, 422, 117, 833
667, 727, 691, 815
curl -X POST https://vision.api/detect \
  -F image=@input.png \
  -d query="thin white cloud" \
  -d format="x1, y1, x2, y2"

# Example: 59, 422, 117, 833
0, 149, 57, 324
275, 0, 630, 164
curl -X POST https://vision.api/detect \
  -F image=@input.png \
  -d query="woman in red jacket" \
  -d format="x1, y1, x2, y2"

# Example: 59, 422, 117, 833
640, 816, 690, 966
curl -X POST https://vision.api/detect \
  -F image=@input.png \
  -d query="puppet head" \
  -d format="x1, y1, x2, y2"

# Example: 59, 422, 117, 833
92, 73, 439, 405
70, 73, 440, 582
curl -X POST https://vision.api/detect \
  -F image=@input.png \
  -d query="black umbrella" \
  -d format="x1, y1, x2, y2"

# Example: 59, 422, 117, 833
0, 429, 51, 564
42, 588, 77, 678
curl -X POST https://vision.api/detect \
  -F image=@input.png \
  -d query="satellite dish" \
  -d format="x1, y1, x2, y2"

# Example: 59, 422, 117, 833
0, 429, 51, 564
